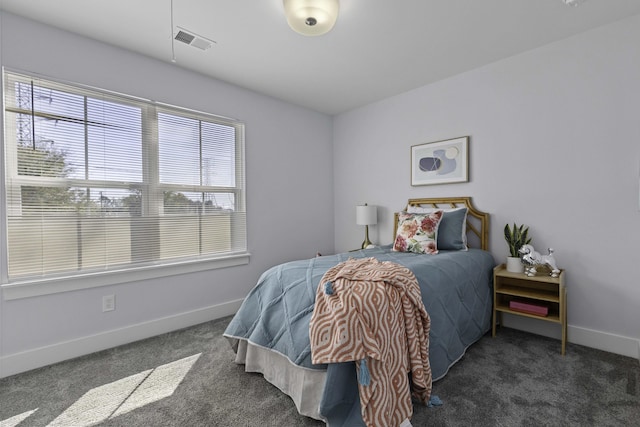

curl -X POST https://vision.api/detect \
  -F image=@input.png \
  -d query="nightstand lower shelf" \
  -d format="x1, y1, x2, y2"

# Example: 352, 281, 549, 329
495, 305, 561, 323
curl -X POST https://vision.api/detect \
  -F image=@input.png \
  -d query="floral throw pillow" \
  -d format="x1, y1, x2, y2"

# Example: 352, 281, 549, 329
393, 211, 444, 254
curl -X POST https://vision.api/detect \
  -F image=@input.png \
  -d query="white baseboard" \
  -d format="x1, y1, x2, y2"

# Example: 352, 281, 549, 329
0, 298, 243, 378
503, 314, 640, 361
569, 325, 640, 361
3, 303, 638, 378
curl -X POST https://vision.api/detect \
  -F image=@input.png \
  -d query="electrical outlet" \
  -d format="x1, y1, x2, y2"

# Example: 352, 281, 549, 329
102, 294, 115, 312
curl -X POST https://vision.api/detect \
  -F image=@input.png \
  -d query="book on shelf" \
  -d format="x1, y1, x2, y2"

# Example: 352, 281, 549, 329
509, 300, 549, 316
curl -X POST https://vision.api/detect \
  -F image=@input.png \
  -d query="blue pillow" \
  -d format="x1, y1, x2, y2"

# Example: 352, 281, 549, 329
406, 207, 468, 250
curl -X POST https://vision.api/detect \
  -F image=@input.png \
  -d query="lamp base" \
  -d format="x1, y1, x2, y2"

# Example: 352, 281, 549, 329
361, 225, 372, 249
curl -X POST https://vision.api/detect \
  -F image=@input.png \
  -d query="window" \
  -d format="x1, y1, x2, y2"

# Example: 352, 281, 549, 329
2, 70, 247, 295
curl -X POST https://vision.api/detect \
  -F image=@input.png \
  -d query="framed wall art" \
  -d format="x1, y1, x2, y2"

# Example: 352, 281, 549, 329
411, 136, 469, 186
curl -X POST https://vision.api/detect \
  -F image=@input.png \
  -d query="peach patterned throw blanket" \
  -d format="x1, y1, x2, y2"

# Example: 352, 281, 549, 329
310, 257, 432, 427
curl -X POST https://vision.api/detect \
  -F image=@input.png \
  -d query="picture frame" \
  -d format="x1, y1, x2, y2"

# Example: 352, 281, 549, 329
411, 136, 469, 186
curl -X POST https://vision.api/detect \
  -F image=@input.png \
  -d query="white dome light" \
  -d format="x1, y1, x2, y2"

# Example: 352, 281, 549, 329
283, 0, 339, 36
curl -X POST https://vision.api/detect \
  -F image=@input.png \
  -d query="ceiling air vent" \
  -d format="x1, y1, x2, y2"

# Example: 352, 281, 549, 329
174, 27, 215, 51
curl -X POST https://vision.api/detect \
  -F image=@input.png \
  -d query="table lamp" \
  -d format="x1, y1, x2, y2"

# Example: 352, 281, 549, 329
356, 203, 377, 249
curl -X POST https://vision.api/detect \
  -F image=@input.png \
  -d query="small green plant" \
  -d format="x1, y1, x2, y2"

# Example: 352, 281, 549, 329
503, 223, 532, 257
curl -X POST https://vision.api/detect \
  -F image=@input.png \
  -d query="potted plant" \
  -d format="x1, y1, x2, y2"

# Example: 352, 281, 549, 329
503, 223, 531, 273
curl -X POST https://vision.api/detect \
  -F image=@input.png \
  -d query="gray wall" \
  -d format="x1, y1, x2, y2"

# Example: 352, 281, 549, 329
0, 12, 334, 373
333, 14, 640, 356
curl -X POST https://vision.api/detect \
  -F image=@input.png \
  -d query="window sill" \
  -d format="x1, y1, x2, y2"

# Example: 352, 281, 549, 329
1, 252, 251, 301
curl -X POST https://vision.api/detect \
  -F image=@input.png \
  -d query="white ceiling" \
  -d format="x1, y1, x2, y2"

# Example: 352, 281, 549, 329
2, 0, 640, 115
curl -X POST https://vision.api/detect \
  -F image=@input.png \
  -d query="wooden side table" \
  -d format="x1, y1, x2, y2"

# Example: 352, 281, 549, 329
492, 264, 567, 355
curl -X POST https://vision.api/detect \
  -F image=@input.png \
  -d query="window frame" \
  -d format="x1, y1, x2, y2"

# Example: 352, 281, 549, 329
1, 68, 249, 300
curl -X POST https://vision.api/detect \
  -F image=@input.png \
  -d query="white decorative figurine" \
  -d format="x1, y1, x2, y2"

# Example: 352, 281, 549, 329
518, 244, 561, 278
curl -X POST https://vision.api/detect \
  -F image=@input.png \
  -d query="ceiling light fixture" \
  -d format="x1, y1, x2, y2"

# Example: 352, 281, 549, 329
283, 0, 339, 36
562, 0, 587, 6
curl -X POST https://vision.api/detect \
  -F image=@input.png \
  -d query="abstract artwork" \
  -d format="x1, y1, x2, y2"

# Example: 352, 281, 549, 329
411, 136, 469, 186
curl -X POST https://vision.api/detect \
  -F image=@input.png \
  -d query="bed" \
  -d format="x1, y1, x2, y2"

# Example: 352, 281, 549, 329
223, 197, 495, 426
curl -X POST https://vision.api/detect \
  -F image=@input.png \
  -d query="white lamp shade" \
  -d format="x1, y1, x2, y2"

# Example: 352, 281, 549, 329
356, 205, 377, 226
283, 0, 339, 36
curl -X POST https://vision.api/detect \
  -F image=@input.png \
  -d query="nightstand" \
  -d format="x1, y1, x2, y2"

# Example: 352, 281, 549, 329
492, 264, 567, 355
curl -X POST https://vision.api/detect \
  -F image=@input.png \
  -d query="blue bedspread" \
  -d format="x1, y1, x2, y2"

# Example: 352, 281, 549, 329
224, 245, 495, 425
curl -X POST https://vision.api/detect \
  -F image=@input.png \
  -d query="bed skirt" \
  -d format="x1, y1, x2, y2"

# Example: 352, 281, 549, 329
228, 337, 328, 423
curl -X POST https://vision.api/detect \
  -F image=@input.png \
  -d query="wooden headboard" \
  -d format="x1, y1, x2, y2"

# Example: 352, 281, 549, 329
393, 197, 490, 250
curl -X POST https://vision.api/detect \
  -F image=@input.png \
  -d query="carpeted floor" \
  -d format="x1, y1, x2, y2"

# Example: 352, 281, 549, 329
1, 316, 638, 427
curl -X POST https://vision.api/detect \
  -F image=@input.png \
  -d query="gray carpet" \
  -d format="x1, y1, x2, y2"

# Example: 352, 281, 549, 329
1, 316, 638, 427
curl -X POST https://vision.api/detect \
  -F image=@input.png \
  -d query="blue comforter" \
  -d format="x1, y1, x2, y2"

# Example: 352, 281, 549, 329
224, 245, 495, 425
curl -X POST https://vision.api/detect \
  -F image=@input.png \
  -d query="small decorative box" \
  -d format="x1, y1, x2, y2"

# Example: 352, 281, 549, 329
509, 300, 549, 317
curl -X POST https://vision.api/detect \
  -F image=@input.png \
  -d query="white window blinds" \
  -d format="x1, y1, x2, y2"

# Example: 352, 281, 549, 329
2, 70, 246, 283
